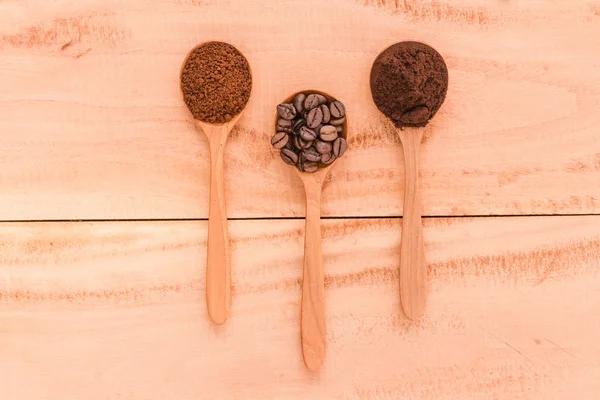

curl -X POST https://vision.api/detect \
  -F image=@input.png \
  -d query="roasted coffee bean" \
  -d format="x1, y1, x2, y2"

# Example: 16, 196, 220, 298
292, 118, 306, 135
277, 103, 297, 120
303, 147, 322, 162
399, 105, 430, 125
330, 116, 345, 126
306, 107, 323, 129
320, 104, 331, 124
303, 161, 318, 173
295, 135, 312, 149
315, 140, 332, 154
284, 136, 295, 150
330, 100, 345, 118
319, 125, 338, 141
297, 154, 304, 171
304, 94, 320, 111
277, 118, 292, 128
315, 94, 328, 105
333, 137, 347, 157
302, 146, 321, 162
277, 118, 293, 133
281, 148, 298, 165
271, 131, 289, 149
293, 93, 306, 114
336, 125, 343, 133
299, 126, 317, 141
321, 152, 336, 165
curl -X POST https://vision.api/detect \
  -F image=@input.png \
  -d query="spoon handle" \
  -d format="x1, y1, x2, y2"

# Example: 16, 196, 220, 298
399, 131, 426, 321
301, 182, 326, 371
206, 130, 230, 325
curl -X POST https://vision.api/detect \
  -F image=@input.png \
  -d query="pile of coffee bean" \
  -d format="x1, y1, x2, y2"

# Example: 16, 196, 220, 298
272, 92, 347, 172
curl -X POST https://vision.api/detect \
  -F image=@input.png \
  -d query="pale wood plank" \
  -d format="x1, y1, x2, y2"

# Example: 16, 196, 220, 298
1, 0, 599, 219
1, 216, 599, 399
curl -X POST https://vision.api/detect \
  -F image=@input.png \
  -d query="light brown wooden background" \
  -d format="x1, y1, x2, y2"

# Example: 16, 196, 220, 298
1, 0, 599, 399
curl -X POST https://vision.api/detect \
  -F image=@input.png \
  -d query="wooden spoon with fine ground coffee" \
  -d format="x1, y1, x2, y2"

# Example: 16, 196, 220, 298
180, 41, 252, 325
274, 90, 349, 371
370, 41, 448, 321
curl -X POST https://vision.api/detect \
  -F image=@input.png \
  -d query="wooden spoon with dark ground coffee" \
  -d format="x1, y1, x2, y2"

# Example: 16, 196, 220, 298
180, 41, 252, 325
370, 41, 448, 321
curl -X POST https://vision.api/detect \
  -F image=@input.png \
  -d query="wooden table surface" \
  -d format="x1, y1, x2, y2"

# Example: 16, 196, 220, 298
1, 0, 599, 398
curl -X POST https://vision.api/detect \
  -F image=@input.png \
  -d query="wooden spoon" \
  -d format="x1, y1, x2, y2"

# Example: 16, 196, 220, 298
195, 115, 244, 325
278, 90, 348, 371
180, 42, 252, 325
370, 41, 448, 321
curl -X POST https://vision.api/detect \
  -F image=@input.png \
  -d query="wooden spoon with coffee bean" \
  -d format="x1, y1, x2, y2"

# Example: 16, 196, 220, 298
180, 41, 252, 325
272, 91, 348, 371
370, 41, 448, 321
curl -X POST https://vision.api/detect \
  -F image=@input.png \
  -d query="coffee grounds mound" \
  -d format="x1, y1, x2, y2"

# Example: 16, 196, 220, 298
181, 41, 252, 124
370, 41, 448, 128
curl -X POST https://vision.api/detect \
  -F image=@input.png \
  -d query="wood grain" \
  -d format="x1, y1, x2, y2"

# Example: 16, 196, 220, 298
1, 0, 599, 394
1, 0, 599, 219
1, 216, 600, 399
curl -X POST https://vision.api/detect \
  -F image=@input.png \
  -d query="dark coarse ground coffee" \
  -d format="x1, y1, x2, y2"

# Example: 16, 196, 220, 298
180, 41, 252, 124
370, 41, 448, 128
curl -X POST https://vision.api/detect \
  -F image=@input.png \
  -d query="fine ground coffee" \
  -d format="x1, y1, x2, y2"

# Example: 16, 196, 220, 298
181, 41, 252, 124
370, 41, 448, 128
